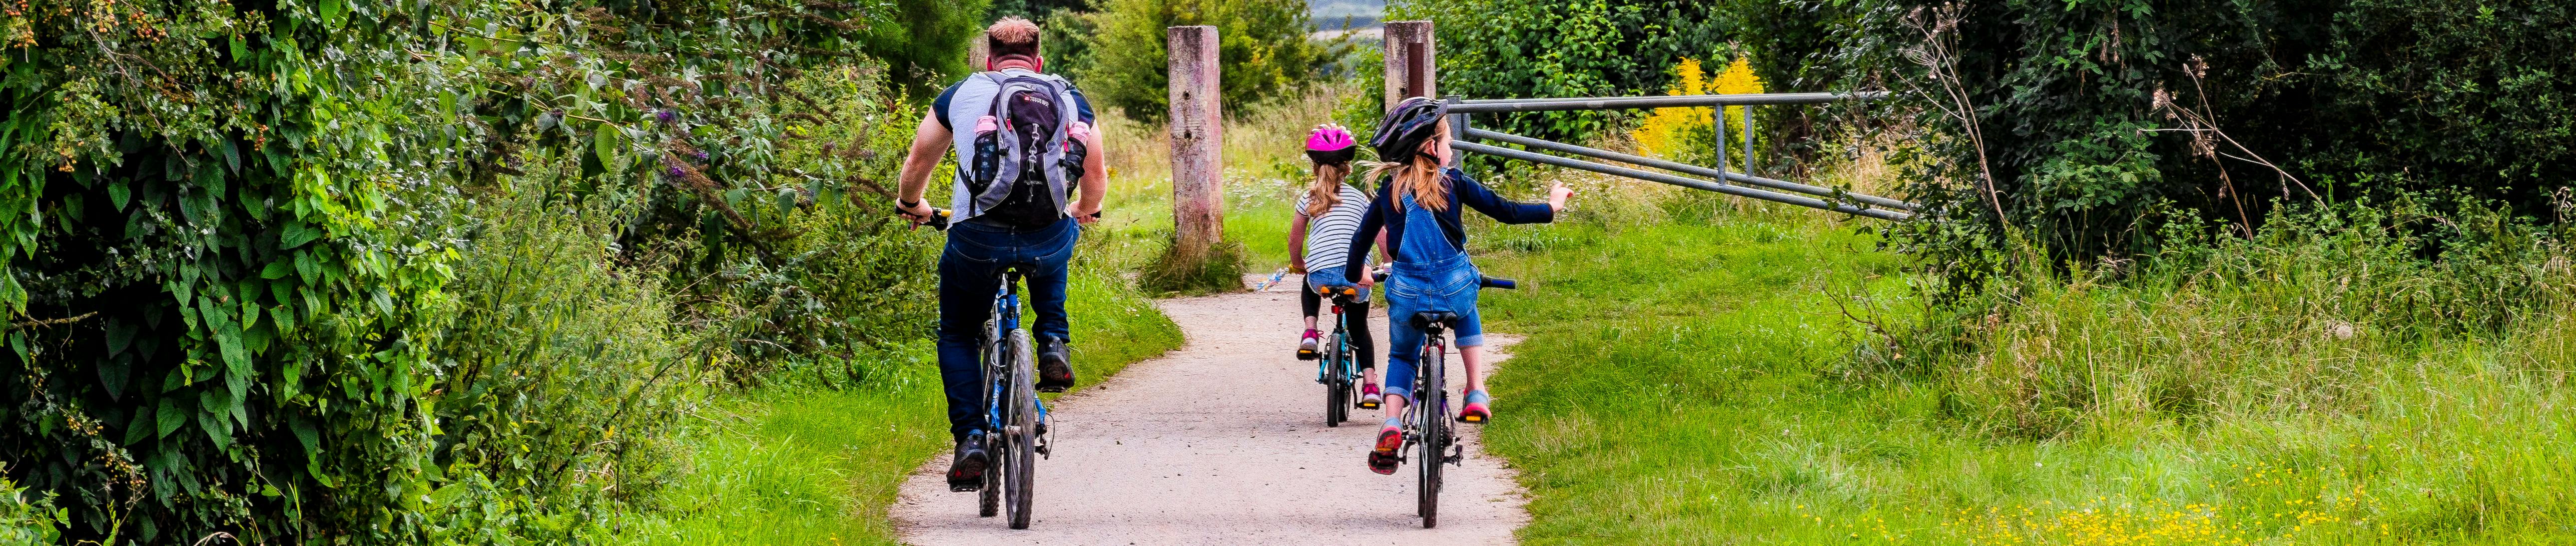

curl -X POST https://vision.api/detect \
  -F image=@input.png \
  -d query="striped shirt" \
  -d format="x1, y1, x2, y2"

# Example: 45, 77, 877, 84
1295, 184, 1373, 274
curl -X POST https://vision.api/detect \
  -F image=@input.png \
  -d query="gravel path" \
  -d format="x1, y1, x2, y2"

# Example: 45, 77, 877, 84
890, 274, 1530, 545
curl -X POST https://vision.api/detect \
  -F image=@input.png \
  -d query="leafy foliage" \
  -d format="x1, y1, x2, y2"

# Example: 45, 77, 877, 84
1824, 0, 2576, 290
1075, 0, 1337, 122
1386, 0, 1739, 143
0, 0, 941, 541
0, 470, 63, 545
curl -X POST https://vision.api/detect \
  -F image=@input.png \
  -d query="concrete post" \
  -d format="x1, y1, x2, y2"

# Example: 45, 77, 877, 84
968, 36, 989, 72
1167, 26, 1224, 255
1383, 20, 1435, 110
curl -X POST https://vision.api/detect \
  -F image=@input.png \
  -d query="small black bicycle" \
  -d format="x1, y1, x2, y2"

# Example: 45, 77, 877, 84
1307, 284, 1372, 426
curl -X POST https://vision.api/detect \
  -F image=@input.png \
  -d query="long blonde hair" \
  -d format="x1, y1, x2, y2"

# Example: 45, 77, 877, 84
1363, 119, 1452, 212
1302, 162, 1351, 217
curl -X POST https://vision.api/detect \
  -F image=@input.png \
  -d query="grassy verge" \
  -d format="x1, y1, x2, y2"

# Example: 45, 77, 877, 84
1471, 200, 2576, 544
618, 244, 1181, 544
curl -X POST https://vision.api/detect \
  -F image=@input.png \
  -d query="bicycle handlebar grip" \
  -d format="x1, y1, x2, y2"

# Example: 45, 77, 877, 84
917, 208, 954, 230
1479, 276, 1517, 290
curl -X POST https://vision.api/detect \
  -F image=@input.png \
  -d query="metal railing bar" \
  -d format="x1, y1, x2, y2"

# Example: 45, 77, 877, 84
1446, 92, 1888, 113
1451, 140, 1911, 222
1463, 128, 1920, 211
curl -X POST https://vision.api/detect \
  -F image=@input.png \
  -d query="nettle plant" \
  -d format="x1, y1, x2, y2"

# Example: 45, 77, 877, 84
0, 0, 902, 542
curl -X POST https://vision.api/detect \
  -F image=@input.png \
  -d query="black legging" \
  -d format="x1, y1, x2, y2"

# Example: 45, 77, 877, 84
1301, 278, 1377, 370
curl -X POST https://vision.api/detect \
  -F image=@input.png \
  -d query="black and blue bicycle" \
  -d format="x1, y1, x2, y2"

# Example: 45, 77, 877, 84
925, 210, 1051, 530
1309, 284, 1370, 426
1377, 270, 1515, 529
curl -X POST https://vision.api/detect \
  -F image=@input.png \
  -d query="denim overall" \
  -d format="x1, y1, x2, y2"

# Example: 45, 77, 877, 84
1380, 193, 1485, 402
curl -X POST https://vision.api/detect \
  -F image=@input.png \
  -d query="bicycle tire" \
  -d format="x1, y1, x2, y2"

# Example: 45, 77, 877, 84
978, 341, 1002, 518
1324, 334, 1347, 426
1005, 330, 1039, 529
1418, 340, 1445, 528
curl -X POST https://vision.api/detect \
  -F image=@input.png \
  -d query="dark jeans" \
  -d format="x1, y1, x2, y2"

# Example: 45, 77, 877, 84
1299, 276, 1376, 370
938, 216, 1080, 442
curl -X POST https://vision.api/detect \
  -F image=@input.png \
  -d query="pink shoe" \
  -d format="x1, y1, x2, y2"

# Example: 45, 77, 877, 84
1368, 426, 1402, 474
1359, 382, 1382, 408
1296, 329, 1320, 360
1458, 390, 1492, 424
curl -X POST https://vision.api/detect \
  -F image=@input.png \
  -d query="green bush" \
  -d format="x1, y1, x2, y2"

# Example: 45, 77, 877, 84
0, 0, 930, 541
1826, 0, 2576, 288
1076, 0, 1337, 122
0, 470, 62, 546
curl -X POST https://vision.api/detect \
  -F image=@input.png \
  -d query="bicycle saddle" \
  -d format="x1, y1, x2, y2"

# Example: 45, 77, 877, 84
1410, 311, 1461, 328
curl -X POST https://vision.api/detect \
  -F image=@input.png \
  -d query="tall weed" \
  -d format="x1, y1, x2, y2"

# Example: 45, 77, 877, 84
1870, 200, 2576, 442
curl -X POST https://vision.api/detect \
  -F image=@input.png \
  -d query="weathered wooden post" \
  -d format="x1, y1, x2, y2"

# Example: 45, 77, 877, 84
1383, 20, 1435, 110
1168, 26, 1224, 256
968, 36, 989, 72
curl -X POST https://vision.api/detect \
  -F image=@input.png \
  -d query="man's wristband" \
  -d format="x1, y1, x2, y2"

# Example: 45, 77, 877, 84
899, 198, 921, 210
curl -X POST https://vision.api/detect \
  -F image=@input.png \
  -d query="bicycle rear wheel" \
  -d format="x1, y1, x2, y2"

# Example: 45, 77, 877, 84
978, 340, 1003, 518
1417, 342, 1446, 528
1005, 330, 1039, 529
1324, 336, 1348, 426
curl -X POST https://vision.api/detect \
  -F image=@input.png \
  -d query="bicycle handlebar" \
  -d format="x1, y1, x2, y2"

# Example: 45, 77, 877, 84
1364, 270, 1519, 290
909, 208, 955, 230
912, 208, 1099, 231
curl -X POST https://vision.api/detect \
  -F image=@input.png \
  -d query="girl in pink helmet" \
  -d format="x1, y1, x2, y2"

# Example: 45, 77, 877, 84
1290, 123, 1391, 408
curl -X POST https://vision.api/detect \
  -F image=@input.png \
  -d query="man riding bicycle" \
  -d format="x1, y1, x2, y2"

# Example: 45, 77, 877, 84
893, 16, 1107, 491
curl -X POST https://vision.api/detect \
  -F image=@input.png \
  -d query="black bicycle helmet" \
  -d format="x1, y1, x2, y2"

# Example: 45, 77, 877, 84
1370, 97, 1448, 166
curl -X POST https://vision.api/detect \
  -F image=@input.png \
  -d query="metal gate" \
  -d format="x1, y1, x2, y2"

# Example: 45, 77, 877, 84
1441, 92, 1916, 222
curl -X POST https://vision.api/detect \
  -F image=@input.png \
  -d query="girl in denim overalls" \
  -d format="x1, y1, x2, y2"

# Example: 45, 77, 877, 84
1337, 98, 1573, 474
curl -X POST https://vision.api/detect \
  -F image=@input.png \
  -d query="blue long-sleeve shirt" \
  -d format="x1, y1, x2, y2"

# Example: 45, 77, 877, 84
1343, 168, 1555, 283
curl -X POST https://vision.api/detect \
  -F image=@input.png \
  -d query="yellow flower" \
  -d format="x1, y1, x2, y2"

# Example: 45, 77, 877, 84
1630, 58, 1764, 159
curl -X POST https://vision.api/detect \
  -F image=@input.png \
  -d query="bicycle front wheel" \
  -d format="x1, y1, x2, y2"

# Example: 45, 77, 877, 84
1005, 330, 1039, 529
1417, 342, 1446, 528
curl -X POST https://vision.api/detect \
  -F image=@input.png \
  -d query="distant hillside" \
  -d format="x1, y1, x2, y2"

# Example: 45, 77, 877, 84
1309, 0, 1383, 30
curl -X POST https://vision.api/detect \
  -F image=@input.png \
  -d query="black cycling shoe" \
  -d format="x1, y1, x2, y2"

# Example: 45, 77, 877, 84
947, 432, 990, 492
1036, 336, 1075, 392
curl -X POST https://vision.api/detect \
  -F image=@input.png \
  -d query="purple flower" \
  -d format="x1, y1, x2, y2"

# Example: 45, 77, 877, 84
693, 151, 709, 160
666, 166, 684, 176
656, 110, 678, 124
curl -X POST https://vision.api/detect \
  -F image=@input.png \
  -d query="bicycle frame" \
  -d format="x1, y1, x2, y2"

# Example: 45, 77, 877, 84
983, 268, 1049, 442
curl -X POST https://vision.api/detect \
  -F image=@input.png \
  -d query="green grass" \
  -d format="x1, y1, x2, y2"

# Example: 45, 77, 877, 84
618, 247, 1182, 545
1468, 206, 2576, 544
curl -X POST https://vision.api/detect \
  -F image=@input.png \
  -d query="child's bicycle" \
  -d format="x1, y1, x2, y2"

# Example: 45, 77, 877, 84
1305, 284, 1373, 426
1375, 270, 1516, 528
920, 208, 1051, 530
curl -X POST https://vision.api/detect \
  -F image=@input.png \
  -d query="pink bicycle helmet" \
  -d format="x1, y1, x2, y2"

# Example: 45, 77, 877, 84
1305, 124, 1357, 164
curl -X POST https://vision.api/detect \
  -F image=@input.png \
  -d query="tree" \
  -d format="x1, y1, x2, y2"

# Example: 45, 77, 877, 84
1078, 0, 1335, 122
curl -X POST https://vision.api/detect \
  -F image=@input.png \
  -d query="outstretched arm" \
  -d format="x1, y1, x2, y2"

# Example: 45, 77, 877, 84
1453, 170, 1568, 224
